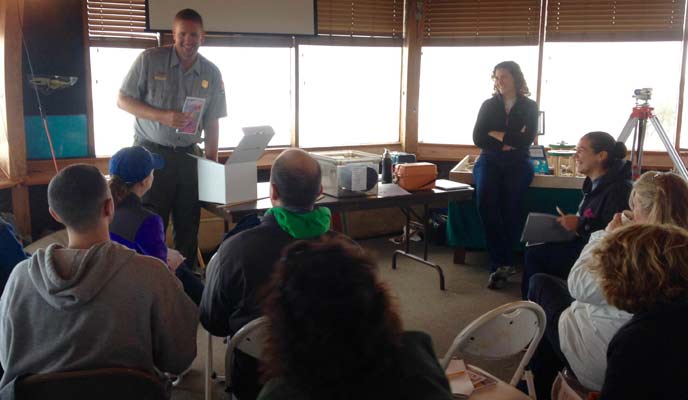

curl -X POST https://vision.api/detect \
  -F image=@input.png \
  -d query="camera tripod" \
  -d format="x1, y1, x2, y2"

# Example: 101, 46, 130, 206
617, 91, 688, 181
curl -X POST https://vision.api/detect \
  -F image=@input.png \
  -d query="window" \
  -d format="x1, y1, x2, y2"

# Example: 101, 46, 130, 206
681, 56, 688, 149
90, 47, 141, 156
418, 46, 539, 144
419, 0, 541, 144
201, 46, 293, 148
539, 42, 682, 151
86, 0, 158, 44
84, 1, 412, 155
543, 0, 684, 150
298, 45, 402, 147
90, 46, 293, 155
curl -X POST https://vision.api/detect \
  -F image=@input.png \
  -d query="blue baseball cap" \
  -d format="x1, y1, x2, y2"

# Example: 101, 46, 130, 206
109, 146, 165, 184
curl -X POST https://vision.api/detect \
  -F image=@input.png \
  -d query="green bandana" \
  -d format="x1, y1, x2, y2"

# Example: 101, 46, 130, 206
265, 207, 332, 239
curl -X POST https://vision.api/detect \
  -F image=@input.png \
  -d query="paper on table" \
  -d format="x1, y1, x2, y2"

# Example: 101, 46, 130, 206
435, 179, 471, 191
446, 359, 474, 397
349, 165, 367, 191
378, 183, 411, 197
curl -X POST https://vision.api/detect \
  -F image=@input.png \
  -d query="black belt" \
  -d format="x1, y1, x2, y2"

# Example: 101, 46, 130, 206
136, 137, 197, 153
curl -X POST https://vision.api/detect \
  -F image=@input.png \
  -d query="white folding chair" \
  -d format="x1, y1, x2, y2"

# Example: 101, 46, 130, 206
225, 317, 268, 399
204, 317, 268, 400
441, 301, 546, 400
203, 252, 224, 400
205, 330, 218, 400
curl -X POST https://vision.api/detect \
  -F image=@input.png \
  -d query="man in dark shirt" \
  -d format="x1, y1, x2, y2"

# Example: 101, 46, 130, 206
200, 148, 336, 400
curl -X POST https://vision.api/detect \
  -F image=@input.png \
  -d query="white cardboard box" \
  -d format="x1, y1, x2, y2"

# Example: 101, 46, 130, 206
192, 126, 274, 204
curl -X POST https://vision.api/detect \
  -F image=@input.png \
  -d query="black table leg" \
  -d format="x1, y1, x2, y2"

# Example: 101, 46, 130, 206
391, 204, 446, 291
423, 204, 429, 261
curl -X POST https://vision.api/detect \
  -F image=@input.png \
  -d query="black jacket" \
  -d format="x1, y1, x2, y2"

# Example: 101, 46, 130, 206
473, 94, 539, 153
600, 303, 688, 400
576, 159, 632, 239
200, 214, 339, 337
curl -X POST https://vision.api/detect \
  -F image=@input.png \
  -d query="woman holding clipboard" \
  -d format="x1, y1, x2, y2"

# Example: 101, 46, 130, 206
521, 132, 631, 299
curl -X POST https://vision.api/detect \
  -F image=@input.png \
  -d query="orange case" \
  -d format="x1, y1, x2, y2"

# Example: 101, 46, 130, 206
394, 162, 438, 191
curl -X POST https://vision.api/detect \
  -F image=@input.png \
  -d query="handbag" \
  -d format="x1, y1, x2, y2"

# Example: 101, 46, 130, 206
393, 162, 437, 192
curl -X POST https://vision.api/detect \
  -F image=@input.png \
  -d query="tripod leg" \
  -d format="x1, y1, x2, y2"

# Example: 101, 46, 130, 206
618, 116, 638, 143
619, 117, 639, 176
631, 118, 647, 179
649, 116, 688, 180
630, 120, 638, 178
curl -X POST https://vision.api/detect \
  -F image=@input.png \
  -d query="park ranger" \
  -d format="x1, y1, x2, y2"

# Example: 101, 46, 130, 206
118, 8, 227, 268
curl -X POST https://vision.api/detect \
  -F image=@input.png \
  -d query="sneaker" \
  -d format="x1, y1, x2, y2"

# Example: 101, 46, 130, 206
503, 265, 518, 276
487, 266, 512, 290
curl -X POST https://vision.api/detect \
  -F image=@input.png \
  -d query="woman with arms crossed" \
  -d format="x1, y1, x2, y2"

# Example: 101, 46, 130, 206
472, 61, 538, 289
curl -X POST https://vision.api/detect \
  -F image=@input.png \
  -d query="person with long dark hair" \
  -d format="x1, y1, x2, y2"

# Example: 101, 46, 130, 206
472, 61, 539, 289
522, 131, 631, 298
258, 237, 453, 400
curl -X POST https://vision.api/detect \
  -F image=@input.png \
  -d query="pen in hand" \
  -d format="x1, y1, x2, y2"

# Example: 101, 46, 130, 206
556, 206, 579, 233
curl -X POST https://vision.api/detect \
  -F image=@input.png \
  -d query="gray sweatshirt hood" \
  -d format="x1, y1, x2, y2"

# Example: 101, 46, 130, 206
27, 241, 136, 310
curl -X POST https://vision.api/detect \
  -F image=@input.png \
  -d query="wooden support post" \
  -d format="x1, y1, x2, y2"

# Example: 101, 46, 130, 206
81, 0, 95, 157
534, 0, 548, 145
675, 0, 688, 148
1, 0, 30, 237
11, 186, 30, 236
400, 0, 422, 155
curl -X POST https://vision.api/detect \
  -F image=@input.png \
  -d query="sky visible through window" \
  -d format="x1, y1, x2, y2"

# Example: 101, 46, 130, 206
419, 42, 682, 151
298, 45, 402, 148
90, 46, 293, 156
91, 42, 684, 156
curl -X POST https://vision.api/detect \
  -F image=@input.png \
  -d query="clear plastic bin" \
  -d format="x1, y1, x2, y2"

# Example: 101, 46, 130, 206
310, 150, 381, 197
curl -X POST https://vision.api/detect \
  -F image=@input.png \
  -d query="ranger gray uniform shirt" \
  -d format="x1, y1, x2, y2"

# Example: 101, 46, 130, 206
120, 45, 227, 148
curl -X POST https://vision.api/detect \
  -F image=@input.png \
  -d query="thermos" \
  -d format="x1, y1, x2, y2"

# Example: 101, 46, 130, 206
382, 148, 393, 183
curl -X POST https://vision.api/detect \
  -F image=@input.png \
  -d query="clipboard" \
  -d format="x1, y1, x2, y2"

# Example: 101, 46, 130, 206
521, 212, 577, 243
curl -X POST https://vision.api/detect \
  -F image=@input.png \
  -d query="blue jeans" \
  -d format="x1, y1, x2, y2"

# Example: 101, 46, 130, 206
473, 151, 534, 272
522, 238, 586, 300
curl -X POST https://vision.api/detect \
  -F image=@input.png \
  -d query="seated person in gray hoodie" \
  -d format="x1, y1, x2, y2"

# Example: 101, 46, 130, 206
0, 164, 199, 390
201, 148, 338, 400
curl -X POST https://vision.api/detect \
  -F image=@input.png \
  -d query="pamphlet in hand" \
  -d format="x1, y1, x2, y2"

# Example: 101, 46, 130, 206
177, 96, 206, 135
166, 248, 186, 272
521, 212, 577, 244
